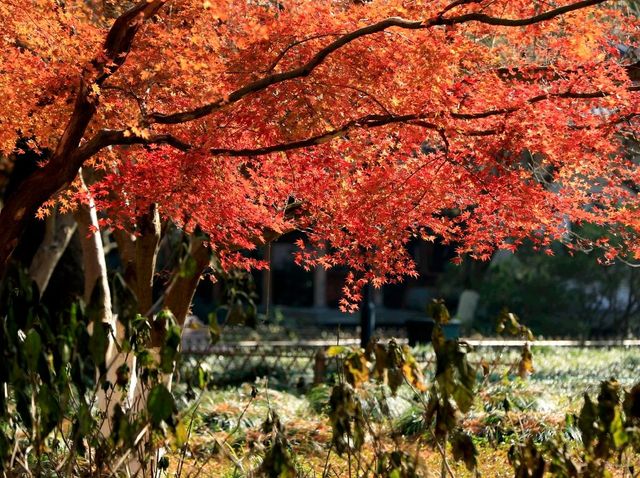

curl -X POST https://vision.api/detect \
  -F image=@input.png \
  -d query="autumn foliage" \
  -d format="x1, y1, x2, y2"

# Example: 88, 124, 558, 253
0, 0, 639, 307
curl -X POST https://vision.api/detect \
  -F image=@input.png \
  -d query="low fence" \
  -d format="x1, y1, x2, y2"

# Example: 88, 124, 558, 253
182, 335, 362, 386
180, 333, 640, 387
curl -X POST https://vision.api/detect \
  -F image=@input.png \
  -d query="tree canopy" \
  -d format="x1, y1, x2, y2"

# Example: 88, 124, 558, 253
1, 0, 639, 307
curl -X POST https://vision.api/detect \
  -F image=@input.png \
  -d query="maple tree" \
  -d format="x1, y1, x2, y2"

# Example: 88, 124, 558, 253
0, 2, 639, 474
0, 0, 639, 313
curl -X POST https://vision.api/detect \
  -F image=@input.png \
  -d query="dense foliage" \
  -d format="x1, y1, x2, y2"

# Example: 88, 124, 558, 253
0, 0, 639, 306
0, 269, 183, 476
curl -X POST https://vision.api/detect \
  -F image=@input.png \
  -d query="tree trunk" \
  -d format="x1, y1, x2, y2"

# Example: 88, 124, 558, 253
164, 236, 211, 326
0, 164, 80, 278
73, 170, 125, 442
0, 77, 99, 278
113, 228, 137, 291
134, 204, 161, 314
28, 212, 77, 296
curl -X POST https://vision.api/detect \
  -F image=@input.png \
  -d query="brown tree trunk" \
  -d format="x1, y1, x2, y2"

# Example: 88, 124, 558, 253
164, 236, 211, 326
0, 76, 98, 276
134, 204, 161, 314
28, 212, 77, 295
0, 159, 84, 278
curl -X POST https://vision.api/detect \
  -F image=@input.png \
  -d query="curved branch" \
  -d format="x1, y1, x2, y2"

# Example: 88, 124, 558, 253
441, 0, 606, 27
265, 33, 342, 74
208, 114, 438, 156
77, 129, 192, 161
149, 17, 424, 124
149, 0, 606, 125
496, 61, 640, 83
78, 114, 438, 158
81, 81, 639, 160
452, 85, 640, 120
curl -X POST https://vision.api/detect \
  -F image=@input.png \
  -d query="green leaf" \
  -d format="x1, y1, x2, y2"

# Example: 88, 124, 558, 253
136, 348, 154, 368
209, 316, 221, 345
427, 299, 450, 324
160, 324, 182, 373
326, 345, 349, 358
343, 351, 369, 388
496, 309, 534, 340
579, 393, 597, 450
179, 255, 197, 278
329, 383, 366, 455
598, 379, 621, 428
157, 456, 170, 470
197, 366, 207, 390
175, 419, 189, 448
147, 384, 175, 426
37, 385, 61, 437
0, 429, 10, 463
518, 343, 534, 379
23, 329, 41, 371
116, 363, 130, 388
508, 439, 545, 478
90, 321, 109, 370
610, 409, 628, 448
77, 402, 94, 436
434, 339, 476, 414
157, 308, 176, 325
260, 435, 296, 478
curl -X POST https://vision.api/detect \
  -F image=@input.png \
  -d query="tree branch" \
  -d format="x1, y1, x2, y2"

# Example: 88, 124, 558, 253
453, 85, 640, 120
208, 114, 438, 156
496, 61, 640, 84
0, 0, 168, 273
76, 114, 437, 158
77, 129, 192, 161
149, 18, 423, 124
80, 82, 639, 159
440, 0, 606, 27
149, 0, 607, 125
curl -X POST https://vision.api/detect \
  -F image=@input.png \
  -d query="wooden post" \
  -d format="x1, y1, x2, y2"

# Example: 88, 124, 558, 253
313, 348, 326, 385
360, 283, 376, 348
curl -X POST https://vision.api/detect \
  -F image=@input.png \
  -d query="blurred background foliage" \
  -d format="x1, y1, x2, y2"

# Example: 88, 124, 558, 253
439, 227, 640, 338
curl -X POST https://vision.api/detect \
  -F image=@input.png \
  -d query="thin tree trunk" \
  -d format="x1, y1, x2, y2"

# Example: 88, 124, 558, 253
164, 236, 211, 327
135, 204, 161, 314
74, 183, 111, 309
112, 228, 137, 289
28, 212, 77, 296
110, 206, 166, 477
73, 170, 124, 441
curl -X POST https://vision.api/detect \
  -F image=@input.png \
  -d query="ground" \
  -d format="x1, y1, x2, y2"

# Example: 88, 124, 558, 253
166, 346, 640, 477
